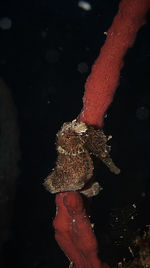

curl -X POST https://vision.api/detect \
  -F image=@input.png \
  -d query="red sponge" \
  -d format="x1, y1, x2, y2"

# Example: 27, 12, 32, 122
78, 0, 150, 128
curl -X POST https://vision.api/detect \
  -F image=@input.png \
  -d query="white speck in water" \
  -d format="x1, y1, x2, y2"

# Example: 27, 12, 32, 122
78, 1, 92, 11
0, 17, 12, 30
72, 219, 76, 223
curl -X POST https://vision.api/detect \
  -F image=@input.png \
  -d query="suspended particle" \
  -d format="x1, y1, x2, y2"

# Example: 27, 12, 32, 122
78, 1, 92, 11
141, 192, 146, 197
77, 62, 89, 74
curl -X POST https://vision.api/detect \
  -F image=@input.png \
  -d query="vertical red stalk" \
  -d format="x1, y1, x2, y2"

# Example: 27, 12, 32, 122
53, 192, 108, 268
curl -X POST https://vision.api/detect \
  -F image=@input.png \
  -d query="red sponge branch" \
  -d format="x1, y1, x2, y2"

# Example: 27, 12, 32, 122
53, 192, 109, 268
78, 0, 150, 128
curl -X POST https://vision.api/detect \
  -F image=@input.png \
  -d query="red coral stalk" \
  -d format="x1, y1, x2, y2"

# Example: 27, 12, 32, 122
78, 0, 150, 128
52, 0, 150, 267
53, 192, 109, 268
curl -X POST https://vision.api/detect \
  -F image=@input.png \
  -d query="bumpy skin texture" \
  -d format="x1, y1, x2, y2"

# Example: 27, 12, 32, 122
44, 120, 93, 193
44, 120, 120, 194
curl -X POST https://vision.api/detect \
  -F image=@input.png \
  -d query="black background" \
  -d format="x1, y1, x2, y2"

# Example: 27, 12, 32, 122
0, 0, 150, 267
